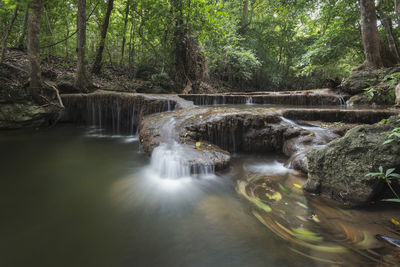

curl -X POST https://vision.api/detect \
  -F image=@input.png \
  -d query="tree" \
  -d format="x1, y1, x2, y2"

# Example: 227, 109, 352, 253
0, 4, 19, 63
75, 0, 91, 92
18, 3, 29, 50
376, 0, 400, 62
27, 0, 42, 102
357, 0, 383, 70
92, 0, 114, 74
120, 0, 130, 64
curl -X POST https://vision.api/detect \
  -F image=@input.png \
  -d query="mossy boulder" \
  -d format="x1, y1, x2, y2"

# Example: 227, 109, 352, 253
342, 70, 381, 95
304, 115, 400, 207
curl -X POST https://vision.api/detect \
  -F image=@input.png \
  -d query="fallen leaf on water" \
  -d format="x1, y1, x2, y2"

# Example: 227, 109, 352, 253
296, 201, 308, 209
279, 183, 291, 195
293, 183, 302, 189
311, 214, 320, 223
391, 218, 400, 226
266, 191, 282, 201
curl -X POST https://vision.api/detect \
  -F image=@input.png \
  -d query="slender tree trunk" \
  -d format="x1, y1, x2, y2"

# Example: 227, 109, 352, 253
75, 0, 91, 92
396, 0, 400, 15
92, 0, 114, 74
377, 0, 400, 62
172, 0, 187, 89
18, 4, 29, 50
27, 0, 42, 103
0, 5, 19, 64
120, 0, 130, 65
357, 0, 383, 70
64, 0, 70, 58
240, 0, 249, 34
128, 16, 135, 71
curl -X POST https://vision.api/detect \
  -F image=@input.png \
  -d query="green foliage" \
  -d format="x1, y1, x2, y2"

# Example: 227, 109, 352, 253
363, 87, 378, 100
382, 72, 400, 89
210, 45, 261, 87
366, 166, 400, 202
383, 127, 400, 144
0, 0, 396, 90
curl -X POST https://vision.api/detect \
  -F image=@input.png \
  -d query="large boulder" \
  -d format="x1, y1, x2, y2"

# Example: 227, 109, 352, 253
304, 115, 400, 207
342, 70, 381, 95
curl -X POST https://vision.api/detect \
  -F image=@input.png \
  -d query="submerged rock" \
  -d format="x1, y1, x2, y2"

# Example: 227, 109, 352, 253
304, 115, 400, 207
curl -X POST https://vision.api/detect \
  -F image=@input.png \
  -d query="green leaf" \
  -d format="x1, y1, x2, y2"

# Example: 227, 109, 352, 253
379, 166, 383, 173
388, 173, 400, 179
383, 139, 394, 145
381, 199, 400, 203
386, 168, 395, 176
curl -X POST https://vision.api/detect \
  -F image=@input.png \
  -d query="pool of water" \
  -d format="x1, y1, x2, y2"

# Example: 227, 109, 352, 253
0, 125, 398, 267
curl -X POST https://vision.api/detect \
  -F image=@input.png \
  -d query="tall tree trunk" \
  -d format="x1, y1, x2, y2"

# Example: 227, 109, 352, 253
357, 0, 383, 70
120, 0, 130, 65
92, 0, 114, 74
377, 0, 400, 62
240, 0, 249, 34
172, 0, 187, 90
27, 0, 42, 103
18, 4, 29, 50
128, 15, 135, 71
0, 5, 19, 64
75, 0, 91, 92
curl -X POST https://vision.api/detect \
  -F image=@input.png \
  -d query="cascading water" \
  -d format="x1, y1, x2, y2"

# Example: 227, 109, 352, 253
148, 118, 214, 179
246, 97, 254, 105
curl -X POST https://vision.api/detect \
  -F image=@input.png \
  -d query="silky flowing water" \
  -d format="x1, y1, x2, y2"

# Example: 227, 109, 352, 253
0, 125, 398, 267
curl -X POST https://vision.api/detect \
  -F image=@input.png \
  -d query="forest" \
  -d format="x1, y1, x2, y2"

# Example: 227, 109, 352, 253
2, 0, 400, 92
1, 1, 400, 266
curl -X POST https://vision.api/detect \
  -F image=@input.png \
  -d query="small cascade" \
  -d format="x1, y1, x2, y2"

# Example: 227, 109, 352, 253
61, 92, 181, 135
338, 93, 346, 106
280, 117, 335, 142
148, 118, 214, 179
245, 97, 254, 105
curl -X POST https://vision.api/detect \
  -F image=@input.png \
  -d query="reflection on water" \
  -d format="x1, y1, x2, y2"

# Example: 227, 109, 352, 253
0, 125, 399, 267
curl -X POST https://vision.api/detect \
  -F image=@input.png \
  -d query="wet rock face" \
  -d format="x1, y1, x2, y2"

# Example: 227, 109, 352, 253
139, 107, 338, 172
304, 115, 400, 207
61, 90, 193, 134
0, 103, 60, 129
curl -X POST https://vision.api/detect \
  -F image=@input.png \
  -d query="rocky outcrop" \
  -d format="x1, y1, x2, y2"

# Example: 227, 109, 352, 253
61, 90, 193, 134
304, 115, 400, 207
139, 106, 338, 172
179, 89, 348, 106
0, 62, 63, 129
342, 70, 381, 95
342, 68, 400, 106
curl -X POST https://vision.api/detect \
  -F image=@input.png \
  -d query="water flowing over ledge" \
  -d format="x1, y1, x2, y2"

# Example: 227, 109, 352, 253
60, 90, 193, 135
179, 89, 349, 106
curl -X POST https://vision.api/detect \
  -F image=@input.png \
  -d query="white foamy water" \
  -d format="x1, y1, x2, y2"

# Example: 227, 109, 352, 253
148, 118, 215, 180
244, 160, 292, 174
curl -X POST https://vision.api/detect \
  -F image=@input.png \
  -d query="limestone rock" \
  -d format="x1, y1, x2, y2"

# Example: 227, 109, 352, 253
304, 115, 400, 207
342, 70, 380, 95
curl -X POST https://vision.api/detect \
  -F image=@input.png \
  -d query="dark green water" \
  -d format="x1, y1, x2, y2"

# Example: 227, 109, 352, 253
0, 125, 397, 267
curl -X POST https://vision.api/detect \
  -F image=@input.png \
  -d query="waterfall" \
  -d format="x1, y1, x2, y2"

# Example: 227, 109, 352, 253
246, 97, 254, 105
148, 118, 214, 179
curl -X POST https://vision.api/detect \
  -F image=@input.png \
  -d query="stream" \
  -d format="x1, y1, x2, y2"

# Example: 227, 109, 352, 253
0, 124, 398, 267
